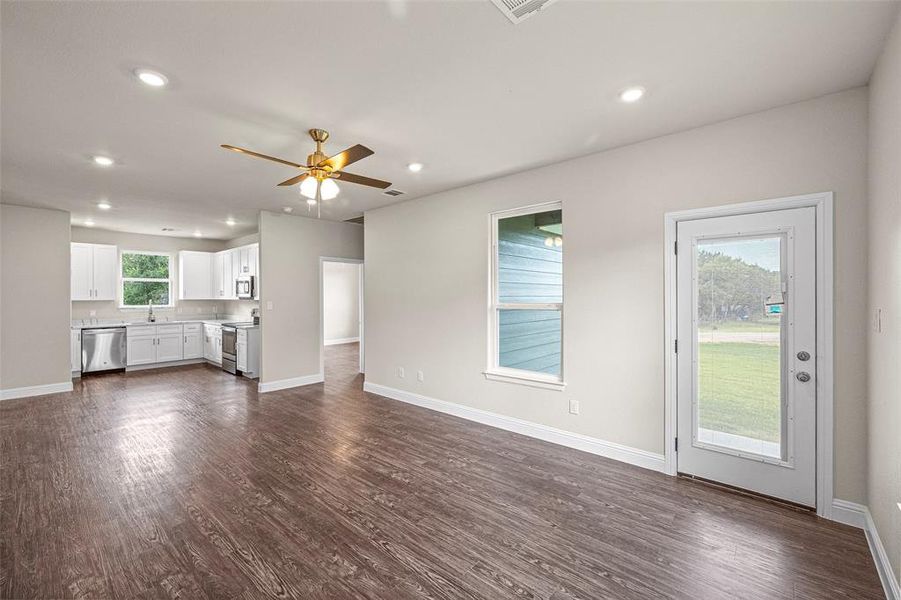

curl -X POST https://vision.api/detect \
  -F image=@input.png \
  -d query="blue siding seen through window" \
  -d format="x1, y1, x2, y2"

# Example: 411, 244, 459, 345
496, 210, 562, 377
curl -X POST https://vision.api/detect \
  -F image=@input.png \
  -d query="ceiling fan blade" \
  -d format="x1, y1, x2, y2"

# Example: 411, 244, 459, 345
277, 172, 310, 187
318, 144, 374, 171
332, 171, 392, 189
221, 144, 305, 168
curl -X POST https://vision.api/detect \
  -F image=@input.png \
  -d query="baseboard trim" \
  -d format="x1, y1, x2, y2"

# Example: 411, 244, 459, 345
258, 373, 324, 393
830, 499, 899, 599
864, 505, 901, 600
1, 381, 74, 401
831, 499, 867, 529
324, 337, 360, 346
362, 382, 666, 473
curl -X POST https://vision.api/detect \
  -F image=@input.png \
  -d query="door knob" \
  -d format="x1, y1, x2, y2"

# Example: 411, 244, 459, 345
797, 351, 811, 361
796, 371, 811, 382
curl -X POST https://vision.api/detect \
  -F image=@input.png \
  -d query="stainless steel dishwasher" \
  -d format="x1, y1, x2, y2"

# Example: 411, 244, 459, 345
81, 327, 127, 373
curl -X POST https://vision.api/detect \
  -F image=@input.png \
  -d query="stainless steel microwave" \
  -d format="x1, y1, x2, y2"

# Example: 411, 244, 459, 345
235, 274, 255, 299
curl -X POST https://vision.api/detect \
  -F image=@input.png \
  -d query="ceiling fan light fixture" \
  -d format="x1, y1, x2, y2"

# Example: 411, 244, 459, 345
299, 176, 319, 199
319, 178, 340, 201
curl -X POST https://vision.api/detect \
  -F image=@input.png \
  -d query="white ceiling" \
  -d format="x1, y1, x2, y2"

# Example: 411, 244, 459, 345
2, 1, 898, 239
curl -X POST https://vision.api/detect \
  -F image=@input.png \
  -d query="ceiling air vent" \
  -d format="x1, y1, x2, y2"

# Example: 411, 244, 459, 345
344, 215, 365, 225
490, 0, 559, 24
383, 189, 405, 197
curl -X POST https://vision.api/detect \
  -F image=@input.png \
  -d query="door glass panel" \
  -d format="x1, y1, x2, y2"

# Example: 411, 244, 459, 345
696, 236, 783, 459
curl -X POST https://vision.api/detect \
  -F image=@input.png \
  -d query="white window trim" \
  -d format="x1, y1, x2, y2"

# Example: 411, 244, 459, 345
484, 201, 565, 390
119, 250, 175, 309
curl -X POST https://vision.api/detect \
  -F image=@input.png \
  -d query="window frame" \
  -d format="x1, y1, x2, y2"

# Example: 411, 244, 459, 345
484, 201, 565, 390
119, 250, 175, 309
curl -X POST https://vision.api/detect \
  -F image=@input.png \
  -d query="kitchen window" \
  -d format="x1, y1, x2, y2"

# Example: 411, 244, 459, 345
120, 251, 173, 308
485, 202, 564, 390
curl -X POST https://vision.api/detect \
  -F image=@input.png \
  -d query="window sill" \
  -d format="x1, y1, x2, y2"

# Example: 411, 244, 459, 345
118, 305, 175, 310
483, 370, 566, 391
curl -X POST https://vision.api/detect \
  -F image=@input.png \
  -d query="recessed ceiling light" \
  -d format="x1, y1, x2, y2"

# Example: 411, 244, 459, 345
97, 201, 111, 210
226, 218, 236, 227
134, 69, 168, 87
193, 231, 203, 237
407, 162, 424, 173
92, 155, 114, 167
84, 219, 95, 227
283, 206, 293, 213
619, 86, 645, 103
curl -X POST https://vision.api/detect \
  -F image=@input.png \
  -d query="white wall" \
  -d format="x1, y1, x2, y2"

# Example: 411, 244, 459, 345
323, 261, 360, 344
365, 88, 869, 504
1, 205, 71, 391
70, 227, 258, 321
259, 211, 363, 384
867, 9, 901, 586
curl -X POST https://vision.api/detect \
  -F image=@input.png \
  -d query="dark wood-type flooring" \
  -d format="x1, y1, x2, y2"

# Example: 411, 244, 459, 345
1, 343, 883, 599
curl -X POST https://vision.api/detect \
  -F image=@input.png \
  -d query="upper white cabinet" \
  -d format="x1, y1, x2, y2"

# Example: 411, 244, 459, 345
180, 243, 258, 301
71, 243, 117, 301
178, 251, 213, 300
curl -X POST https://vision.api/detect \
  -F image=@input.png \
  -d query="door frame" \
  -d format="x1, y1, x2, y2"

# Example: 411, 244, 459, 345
319, 257, 364, 375
663, 192, 834, 519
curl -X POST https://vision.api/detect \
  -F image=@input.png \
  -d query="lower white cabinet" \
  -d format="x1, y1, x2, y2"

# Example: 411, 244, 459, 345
156, 334, 184, 363
183, 323, 203, 359
126, 333, 157, 366
71, 329, 82, 373
203, 324, 222, 364
125, 322, 221, 367
236, 327, 259, 377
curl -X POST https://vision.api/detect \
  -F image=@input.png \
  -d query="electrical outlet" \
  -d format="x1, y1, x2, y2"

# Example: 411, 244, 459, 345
417, 370, 424, 382
89, 310, 96, 317
569, 399, 580, 415
397, 367, 405, 379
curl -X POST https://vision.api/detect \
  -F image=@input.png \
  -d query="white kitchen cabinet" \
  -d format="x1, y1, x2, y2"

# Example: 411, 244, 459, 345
221, 251, 234, 299
183, 323, 203, 359
71, 329, 82, 373
179, 251, 212, 300
127, 324, 195, 366
236, 326, 259, 377
71, 245, 93, 301
71, 243, 117, 301
156, 333, 184, 362
203, 323, 222, 364
126, 333, 157, 366
211, 252, 224, 299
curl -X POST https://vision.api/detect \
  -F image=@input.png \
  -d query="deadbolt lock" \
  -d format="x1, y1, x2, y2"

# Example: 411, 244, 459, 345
796, 371, 811, 383
797, 351, 811, 361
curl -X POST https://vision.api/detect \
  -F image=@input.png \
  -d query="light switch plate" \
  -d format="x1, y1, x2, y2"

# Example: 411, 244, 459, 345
569, 399, 580, 415
266, 301, 273, 310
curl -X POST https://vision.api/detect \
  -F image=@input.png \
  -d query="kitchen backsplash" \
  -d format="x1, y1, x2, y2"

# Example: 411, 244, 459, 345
71, 299, 259, 321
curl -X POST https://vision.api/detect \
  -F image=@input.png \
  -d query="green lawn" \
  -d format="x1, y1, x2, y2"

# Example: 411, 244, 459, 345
698, 342, 781, 442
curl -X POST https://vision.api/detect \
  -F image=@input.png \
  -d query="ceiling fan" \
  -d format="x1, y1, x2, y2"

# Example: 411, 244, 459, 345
221, 128, 391, 211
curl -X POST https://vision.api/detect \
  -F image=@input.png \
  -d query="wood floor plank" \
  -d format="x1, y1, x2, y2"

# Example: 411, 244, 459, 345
0, 343, 884, 599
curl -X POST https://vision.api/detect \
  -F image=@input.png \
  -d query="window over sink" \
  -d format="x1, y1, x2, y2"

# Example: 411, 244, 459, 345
120, 251, 173, 307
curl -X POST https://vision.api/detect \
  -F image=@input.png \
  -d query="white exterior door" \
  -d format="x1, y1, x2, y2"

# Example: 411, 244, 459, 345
676, 207, 817, 506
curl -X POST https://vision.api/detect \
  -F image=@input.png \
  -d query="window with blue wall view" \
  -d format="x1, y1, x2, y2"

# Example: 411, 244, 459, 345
496, 208, 562, 377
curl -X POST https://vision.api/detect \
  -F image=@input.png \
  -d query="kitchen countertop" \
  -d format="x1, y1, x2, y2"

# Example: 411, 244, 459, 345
71, 317, 242, 330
